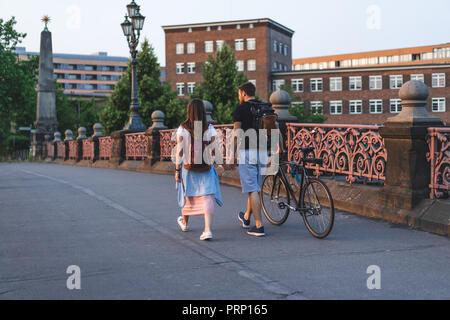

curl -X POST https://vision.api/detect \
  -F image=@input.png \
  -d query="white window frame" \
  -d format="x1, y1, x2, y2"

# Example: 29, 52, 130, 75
349, 100, 363, 114
283, 44, 288, 56
349, 76, 362, 91
390, 75, 403, 89
247, 59, 256, 71
236, 60, 244, 72
176, 43, 184, 55
176, 63, 185, 74
187, 82, 196, 95
205, 41, 214, 53
330, 100, 343, 115
411, 74, 424, 82
273, 40, 278, 53
330, 77, 342, 92
272, 80, 285, 91
432, 98, 446, 112
247, 38, 256, 51
310, 78, 323, 92
187, 42, 195, 54
216, 40, 225, 52
369, 99, 383, 114
432, 73, 446, 88
369, 75, 382, 90
235, 39, 244, 51
390, 99, 402, 113
187, 62, 196, 74
291, 79, 304, 93
310, 101, 323, 115
176, 83, 185, 96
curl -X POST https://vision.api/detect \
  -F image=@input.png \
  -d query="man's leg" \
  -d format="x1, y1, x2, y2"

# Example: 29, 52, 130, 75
249, 191, 263, 228
244, 196, 252, 220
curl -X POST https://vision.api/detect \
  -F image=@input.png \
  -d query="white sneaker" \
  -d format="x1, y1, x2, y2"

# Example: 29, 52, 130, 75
200, 232, 213, 241
177, 216, 188, 232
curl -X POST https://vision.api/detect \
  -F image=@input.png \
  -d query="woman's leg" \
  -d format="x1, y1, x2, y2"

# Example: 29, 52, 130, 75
183, 215, 189, 226
203, 196, 214, 233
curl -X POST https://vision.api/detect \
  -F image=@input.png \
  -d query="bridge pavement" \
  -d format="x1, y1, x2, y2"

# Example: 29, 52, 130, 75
0, 163, 449, 300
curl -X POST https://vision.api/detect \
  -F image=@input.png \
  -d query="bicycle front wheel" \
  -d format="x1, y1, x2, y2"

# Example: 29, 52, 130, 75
300, 178, 334, 239
260, 174, 290, 226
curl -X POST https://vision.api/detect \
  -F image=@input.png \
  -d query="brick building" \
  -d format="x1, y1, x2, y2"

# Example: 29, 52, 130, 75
272, 43, 450, 125
162, 18, 295, 101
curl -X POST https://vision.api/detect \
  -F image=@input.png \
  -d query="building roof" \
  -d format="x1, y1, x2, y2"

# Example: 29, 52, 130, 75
162, 18, 295, 36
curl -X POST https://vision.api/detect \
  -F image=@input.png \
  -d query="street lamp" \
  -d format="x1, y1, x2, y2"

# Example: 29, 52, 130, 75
121, 1, 146, 130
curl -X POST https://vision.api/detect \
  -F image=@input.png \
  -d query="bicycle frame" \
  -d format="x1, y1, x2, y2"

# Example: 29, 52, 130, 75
275, 163, 310, 213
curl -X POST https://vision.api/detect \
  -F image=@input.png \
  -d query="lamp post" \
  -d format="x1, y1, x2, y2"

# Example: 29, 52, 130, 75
121, 1, 146, 130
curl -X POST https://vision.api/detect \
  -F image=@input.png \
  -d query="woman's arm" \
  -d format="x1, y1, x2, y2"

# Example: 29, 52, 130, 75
175, 135, 183, 183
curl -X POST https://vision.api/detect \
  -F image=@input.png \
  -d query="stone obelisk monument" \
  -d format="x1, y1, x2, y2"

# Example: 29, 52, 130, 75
33, 16, 58, 160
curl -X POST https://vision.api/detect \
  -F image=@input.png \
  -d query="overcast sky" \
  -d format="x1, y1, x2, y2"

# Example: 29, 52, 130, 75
1, 0, 449, 66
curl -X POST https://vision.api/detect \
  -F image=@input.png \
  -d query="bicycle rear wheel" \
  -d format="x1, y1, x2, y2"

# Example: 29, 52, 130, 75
300, 178, 334, 239
260, 174, 290, 226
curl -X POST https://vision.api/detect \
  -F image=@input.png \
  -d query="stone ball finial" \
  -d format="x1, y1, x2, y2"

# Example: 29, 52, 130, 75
44, 134, 50, 142
151, 110, 168, 130
203, 100, 217, 124
64, 129, 73, 141
270, 89, 291, 106
78, 127, 87, 139
53, 131, 62, 142
399, 80, 429, 102
92, 123, 104, 138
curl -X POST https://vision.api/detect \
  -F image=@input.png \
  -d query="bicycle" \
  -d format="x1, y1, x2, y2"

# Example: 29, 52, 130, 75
260, 147, 335, 239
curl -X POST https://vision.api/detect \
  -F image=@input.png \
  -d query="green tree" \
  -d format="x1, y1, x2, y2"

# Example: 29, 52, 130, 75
280, 85, 326, 124
100, 39, 187, 134
191, 44, 248, 124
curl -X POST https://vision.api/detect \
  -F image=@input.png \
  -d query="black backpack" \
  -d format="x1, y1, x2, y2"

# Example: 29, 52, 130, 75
249, 101, 278, 134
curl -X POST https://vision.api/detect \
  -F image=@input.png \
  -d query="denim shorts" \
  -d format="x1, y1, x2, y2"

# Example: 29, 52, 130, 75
238, 150, 267, 194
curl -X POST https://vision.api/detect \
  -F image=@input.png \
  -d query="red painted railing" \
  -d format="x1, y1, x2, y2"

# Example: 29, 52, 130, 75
125, 133, 148, 160
68, 141, 77, 160
287, 123, 387, 184
99, 137, 113, 160
47, 143, 54, 158
56, 142, 65, 159
82, 140, 93, 160
427, 127, 450, 199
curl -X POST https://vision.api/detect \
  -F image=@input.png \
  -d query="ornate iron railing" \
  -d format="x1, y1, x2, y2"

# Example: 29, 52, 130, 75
287, 123, 387, 184
82, 139, 93, 160
125, 132, 148, 160
427, 127, 450, 199
56, 142, 65, 159
68, 141, 77, 160
99, 137, 113, 160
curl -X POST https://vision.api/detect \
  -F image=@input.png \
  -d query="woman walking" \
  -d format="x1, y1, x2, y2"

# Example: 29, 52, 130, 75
175, 99, 222, 241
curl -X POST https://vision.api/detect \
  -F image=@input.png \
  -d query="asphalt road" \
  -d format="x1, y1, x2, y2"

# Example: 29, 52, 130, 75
0, 162, 449, 300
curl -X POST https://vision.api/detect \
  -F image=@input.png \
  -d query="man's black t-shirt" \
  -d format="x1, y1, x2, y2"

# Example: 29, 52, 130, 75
233, 99, 259, 150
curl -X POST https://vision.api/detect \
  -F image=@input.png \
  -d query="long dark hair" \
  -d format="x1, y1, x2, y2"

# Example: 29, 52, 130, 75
182, 99, 209, 137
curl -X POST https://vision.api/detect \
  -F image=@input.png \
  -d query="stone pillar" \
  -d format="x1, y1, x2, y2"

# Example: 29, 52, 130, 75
76, 127, 87, 162
33, 27, 58, 160
52, 131, 61, 161
63, 130, 73, 161
270, 89, 298, 154
43, 134, 50, 160
379, 80, 443, 210
145, 111, 168, 166
90, 123, 104, 163
204, 100, 217, 124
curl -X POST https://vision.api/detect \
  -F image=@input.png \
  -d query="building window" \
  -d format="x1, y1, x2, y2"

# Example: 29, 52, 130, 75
236, 24, 241, 29
176, 83, 185, 96
349, 76, 362, 91
390, 75, 403, 89
216, 40, 225, 51
206, 26, 211, 32
279, 42, 283, 54
349, 100, 362, 114
187, 42, 195, 54
283, 44, 288, 56
247, 59, 256, 71
217, 26, 222, 31
235, 39, 244, 51
247, 38, 256, 50
236, 60, 244, 72
411, 74, 424, 82
176, 63, 185, 74
369, 76, 382, 90
390, 99, 402, 113
432, 73, 446, 88
330, 101, 343, 115
187, 62, 196, 74
432, 98, 446, 112
369, 100, 383, 114
205, 41, 214, 53
187, 82, 196, 95
187, 28, 192, 33
273, 62, 278, 71
330, 77, 342, 91
291, 79, 304, 92
272, 80, 285, 91
274, 40, 278, 53
249, 23, 254, 29
176, 43, 184, 55
310, 78, 323, 92
311, 101, 323, 115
